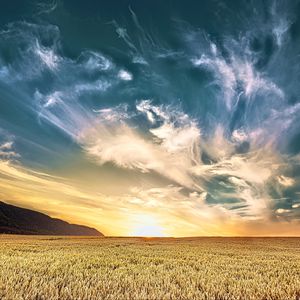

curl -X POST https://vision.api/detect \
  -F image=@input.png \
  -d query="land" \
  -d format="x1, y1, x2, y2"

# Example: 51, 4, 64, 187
0, 201, 102, 236
0, 236, 300, 299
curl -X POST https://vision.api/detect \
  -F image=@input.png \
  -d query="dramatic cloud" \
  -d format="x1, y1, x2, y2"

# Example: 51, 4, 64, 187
0, 1, 300, 236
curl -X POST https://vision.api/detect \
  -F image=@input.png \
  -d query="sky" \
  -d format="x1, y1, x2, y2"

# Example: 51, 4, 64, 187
1, 0, 300, 236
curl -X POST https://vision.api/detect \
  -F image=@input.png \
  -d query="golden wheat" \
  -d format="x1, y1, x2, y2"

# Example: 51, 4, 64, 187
0, 236, 300, 300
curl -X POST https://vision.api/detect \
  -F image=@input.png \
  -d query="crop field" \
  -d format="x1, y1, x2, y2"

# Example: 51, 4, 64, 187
0, 236, 300, 300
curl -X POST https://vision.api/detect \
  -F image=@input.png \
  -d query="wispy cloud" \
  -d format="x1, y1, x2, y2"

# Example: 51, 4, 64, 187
0, 1, 300, 237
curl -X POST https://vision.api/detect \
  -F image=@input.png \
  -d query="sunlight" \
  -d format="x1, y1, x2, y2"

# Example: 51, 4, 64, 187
130, 214, 165, 237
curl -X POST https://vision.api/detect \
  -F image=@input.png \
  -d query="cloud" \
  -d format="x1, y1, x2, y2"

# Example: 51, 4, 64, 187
191, 42, 283, 110
0, 10, 300, 237
37, 89, 299, 221
0, 141, 19, 159
277, 175, 295, 187
118, 69, 133, 81
34, 40, 60, 71
37, 94, 202, 189
82, 121, 199, 189
79, 51, 112, 72
276, 208, 290, 214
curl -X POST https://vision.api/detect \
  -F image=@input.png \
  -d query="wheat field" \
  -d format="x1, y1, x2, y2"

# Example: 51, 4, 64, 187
0, 236, 300, 300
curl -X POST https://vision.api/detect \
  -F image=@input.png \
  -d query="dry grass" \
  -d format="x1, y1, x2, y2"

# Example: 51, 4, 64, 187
0, 236, 300, 299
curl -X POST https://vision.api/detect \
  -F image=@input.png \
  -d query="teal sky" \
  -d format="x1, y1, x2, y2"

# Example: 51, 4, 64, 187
0, 0, 300, 236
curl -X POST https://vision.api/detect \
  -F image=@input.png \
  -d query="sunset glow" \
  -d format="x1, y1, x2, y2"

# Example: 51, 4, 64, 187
130, 215, 165, 237
0, 0, 300, 237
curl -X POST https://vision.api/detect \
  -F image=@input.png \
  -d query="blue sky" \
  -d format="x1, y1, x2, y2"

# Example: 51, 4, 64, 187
0, 0, 300, 236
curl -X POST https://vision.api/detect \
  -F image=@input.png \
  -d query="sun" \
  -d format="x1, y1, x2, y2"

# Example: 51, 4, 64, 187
130, 214, 165, 237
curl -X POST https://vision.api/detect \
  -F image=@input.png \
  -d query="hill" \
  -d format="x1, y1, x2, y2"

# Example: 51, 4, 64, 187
0, 201, 103, 236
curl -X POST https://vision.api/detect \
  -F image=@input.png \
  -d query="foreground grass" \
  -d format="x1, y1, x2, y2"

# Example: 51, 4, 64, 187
0, 236, 300, 299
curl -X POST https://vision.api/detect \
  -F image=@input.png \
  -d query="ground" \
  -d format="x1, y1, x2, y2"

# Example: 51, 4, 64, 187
0, 236, 300, 300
